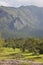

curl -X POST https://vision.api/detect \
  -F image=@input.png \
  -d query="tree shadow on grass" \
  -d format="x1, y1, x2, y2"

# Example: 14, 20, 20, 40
33, 56, 42, 59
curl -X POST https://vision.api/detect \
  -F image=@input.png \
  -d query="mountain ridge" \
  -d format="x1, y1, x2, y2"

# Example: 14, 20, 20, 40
0, 5, 43, 38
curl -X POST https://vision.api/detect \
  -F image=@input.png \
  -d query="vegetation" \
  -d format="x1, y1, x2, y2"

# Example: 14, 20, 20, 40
3, 38, 43, 55
0, 33, 43, 62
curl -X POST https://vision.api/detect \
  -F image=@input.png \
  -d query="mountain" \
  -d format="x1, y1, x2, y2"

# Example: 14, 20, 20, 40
0, 5, 43, 38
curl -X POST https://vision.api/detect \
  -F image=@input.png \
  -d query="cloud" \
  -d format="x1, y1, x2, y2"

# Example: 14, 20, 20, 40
0, 0, 43, 7
32, 0, 43, 7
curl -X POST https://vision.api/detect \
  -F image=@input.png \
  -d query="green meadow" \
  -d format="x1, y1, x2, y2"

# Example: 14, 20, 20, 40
0, 48, 43, 63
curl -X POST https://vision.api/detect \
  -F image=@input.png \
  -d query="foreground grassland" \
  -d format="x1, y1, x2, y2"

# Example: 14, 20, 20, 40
0, 35, 43, 64
0, 48, 43, 63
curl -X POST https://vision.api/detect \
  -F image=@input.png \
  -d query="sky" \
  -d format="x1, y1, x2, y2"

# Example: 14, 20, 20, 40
0, 0, 43, 7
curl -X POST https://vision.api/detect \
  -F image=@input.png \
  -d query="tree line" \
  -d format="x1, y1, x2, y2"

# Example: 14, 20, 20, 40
1, 38, 42, 55
0, 33, 43, 55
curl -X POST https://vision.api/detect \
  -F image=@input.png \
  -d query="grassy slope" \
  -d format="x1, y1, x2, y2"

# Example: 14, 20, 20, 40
0, 48, 43, 62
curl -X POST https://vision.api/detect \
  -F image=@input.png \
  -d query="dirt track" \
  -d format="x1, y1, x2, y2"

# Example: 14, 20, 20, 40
0, 60, 43, 65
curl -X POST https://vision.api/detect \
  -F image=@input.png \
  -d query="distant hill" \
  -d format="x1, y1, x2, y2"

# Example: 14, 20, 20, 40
0, 5, 43, 38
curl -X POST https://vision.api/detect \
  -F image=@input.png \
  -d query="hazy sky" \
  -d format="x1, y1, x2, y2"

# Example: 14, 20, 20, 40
0, 0, 43, 7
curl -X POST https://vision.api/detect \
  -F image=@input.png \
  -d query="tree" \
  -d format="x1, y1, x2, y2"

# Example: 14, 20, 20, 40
0, 32, 3, 47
